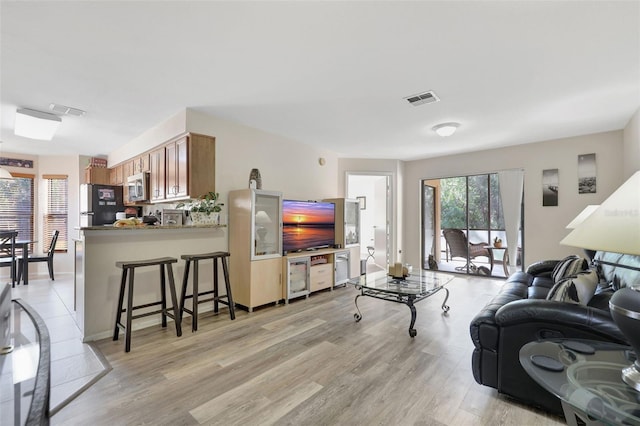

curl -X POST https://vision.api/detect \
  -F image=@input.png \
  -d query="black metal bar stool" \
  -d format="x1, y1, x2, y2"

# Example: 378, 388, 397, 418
113, 257, 182, 352
179, 251, 235, 332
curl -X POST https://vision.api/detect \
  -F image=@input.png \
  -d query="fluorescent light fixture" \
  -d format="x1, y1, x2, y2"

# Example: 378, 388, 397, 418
432, 122, 460, 137
565, 205, 599, 229
14, 108, 61, 141
0, 168, 12, 179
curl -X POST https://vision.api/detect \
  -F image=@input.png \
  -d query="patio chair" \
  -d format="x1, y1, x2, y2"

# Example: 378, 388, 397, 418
442, 228, 489, 271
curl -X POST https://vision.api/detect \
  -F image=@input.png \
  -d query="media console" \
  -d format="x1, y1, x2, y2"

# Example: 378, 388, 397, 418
283, 247, 355, 303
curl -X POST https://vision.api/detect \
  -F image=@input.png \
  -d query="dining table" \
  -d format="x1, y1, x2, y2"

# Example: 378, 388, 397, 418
15, 240, 36, 285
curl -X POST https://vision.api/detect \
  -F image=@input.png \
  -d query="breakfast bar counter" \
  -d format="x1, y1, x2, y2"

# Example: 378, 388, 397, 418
75, 225, 228, 341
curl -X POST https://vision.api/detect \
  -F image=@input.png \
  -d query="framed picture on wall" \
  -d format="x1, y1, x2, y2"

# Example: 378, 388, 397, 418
578, 153, 596, 194
542, 169, 559, 206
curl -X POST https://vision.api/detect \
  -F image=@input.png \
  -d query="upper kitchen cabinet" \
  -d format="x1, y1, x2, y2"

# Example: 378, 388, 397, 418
132, 153, 150, 174
109, 164, 124, 185
149, 133, 216, 203
165, 136, 189, 200
149, 146, 166, 202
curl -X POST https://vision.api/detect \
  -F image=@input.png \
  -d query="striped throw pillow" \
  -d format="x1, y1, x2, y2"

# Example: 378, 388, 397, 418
546, 269, 599, 305
551, 255, 589, 284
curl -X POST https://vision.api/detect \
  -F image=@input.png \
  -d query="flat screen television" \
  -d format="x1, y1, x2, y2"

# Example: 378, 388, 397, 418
282, 200, 335, 253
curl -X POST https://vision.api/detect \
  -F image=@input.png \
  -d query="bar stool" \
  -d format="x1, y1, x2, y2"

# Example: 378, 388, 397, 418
179, 251, 235, 332
366, 246, 375, 262
113, 257, 182, 352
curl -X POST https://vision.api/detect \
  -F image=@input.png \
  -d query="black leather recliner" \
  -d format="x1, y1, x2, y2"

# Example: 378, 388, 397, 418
469, 252, 638, 415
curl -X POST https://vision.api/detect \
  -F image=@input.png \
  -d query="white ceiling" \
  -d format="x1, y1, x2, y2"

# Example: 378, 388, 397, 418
1, 1, 639, 161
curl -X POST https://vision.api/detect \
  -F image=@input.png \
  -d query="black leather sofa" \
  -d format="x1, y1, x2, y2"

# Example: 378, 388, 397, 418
469, 251, 639, 415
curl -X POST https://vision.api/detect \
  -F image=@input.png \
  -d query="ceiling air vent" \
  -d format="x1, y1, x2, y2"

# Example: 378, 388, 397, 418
49, 103, 85, 116
404, 91, 440, 107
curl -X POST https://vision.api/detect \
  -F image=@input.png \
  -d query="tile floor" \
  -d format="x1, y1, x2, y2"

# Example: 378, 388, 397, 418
7, 273, 110, 416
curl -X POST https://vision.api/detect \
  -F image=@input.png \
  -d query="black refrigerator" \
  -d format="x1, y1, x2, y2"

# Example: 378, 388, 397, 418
80, 184, 124, 227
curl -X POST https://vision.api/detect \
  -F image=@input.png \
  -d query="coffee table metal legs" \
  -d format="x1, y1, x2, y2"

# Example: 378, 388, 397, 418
407, 297, 417, 337
353, 293, 363, 322
352, 287, 451, 338
441, 287, 450, 313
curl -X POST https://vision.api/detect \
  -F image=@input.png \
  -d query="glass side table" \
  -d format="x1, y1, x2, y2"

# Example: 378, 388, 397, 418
1, 296, 51, 426
520, 339, 640, 426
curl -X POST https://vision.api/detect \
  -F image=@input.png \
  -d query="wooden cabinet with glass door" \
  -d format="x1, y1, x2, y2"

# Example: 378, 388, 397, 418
323, 198, 361, 279
229, 188, 283, 312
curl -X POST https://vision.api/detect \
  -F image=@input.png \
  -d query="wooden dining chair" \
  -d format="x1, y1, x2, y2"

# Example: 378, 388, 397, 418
0, 230, 18, 287
18, 230, 59, 283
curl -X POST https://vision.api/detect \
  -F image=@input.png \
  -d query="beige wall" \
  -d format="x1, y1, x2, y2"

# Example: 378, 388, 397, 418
402, 131, 625, 269
623, 107, 640, 177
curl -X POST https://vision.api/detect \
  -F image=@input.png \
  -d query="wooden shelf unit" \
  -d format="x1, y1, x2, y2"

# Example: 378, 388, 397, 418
283, 248, 351, 303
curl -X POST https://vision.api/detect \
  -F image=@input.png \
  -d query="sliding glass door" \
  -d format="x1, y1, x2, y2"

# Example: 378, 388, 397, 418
422, 172, 523, 277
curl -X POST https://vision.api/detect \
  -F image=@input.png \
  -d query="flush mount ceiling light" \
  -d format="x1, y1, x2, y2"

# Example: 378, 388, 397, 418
432, 122, 460, 137
14, 108, 62, 141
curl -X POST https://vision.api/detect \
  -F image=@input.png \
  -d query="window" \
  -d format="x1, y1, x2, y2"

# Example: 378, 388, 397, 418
43, 175, 68, 252
0, 173, 34, 248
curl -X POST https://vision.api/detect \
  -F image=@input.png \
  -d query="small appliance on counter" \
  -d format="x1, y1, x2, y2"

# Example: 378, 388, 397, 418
80, 184, 125, 227
162, 209, 184, 226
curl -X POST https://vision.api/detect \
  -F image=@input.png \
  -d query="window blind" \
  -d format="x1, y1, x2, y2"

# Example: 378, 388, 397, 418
0, 173, 34, 249
43, 174, 68, 252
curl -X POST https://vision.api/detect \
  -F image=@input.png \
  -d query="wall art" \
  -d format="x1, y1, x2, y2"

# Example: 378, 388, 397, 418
0, 157, 33, 168
542, 168, 559, 206
578, 153, 596, 194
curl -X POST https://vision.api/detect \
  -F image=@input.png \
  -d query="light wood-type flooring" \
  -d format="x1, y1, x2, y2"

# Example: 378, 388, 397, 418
46, 272, 564, 425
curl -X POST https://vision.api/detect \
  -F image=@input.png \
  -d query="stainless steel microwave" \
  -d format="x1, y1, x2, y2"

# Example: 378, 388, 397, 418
127, 172, 149, 203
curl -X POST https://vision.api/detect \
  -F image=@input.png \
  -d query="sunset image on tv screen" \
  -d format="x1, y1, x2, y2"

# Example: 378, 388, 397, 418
282, 200, 335, 252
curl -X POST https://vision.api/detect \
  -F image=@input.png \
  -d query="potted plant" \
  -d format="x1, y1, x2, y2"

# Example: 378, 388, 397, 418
177, 191, 224, 225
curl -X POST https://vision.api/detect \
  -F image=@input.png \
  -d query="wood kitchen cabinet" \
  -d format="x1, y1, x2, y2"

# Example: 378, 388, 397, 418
132, 153, 150, 174
84, 166, 110, 184
165, 136, 188, 200
109, 164, 123, 185
153, 133, 215, 202
149, 147, 166, 202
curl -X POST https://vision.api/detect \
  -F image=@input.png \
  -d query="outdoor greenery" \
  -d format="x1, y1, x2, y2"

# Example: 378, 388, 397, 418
440, 174, 505, 230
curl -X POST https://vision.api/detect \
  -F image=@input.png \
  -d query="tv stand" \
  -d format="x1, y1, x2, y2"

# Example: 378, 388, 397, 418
283, 247, 354, 304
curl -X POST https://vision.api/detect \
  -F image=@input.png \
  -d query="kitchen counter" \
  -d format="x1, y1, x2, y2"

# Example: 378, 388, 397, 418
75, 225, 228, 341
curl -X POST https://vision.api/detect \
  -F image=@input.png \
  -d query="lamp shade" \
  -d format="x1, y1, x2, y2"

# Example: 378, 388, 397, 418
566, 205, 600, 229
255, 210, 272, 225
560, 171, 640, 256
14, 108, 61, 141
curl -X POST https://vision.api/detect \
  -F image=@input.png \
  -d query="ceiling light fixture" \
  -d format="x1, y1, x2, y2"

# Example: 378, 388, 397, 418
14, 108, 62, 141
432, 122, 460, 137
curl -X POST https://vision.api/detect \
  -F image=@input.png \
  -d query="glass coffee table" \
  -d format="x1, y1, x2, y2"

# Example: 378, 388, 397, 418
348, 270, 454, 337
